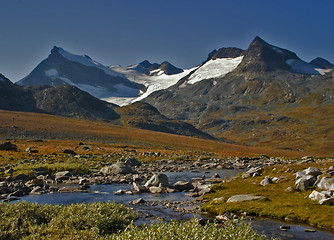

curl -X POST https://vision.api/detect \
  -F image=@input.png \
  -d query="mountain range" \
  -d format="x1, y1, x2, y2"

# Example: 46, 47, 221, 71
4, 36, 334, 154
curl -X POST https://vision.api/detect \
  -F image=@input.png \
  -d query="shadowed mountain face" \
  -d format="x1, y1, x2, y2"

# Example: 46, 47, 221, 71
17, 46, 145, 98
143, 37, 334, 153
1, 74, 212, 139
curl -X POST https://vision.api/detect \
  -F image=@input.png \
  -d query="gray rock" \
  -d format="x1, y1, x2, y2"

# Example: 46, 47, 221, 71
55, 171, 72, 182
62, 149, 76, 155
260, 177, 273, 186
295, 175, 316, 191
308, 190, 331, 202
118, 157, 141, 167
30, 186, 44, 195
144, 173, 169, 187
58, 186, 87, 193
129, 198, 146, 205
25, 178, 44, 187
227, 194, 269, 203
133, 182, 149, 193
174, 181, 194, 191
100, 163, 137, 175
242, 166, 263, 178
319, 197, 334, 205
317, 177, 334, 191
303, 167, 322, 177
149, 186, 163, 194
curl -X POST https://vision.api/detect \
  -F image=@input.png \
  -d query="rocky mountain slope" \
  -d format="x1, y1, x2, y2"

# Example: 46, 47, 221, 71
143, 37, 334, 153
1, 74, 212, 139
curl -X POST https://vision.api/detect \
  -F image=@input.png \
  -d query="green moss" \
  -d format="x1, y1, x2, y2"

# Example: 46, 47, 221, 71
202, 162, 334, 231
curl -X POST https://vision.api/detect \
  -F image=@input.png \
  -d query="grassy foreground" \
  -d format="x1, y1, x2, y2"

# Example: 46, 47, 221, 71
202, 159, 334, 231
0, 202, 270, 240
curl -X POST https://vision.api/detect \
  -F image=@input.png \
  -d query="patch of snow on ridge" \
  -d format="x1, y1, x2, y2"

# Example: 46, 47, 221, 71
272, 47, 283, 54
45, 69, 59, 77
187, 56, 243, 85
0, 76, 4, 82
286, 59, 329, 75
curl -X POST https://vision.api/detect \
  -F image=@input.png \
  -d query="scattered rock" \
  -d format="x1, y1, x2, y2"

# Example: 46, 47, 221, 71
149, 186, 163, 194
100, 163, 137, 175
227, 194, 269, 203
303, 167, 322, 177
295, 175, 316, 191
13, 173, 29, 182
55, 171, 72, 182
30, 186, 44, 195
212, 173, 220, 178
62, 149, 77, 155
133, 182, 149, 193
118, 157, 141, 167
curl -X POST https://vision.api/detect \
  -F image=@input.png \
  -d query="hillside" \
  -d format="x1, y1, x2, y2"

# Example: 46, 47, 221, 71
143, 37, 334, 154
0, 110, 307, 157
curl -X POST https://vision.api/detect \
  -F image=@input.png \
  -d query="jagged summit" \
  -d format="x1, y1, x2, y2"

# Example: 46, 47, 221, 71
207, 47, 244, 60
133, 60, 183, 75
310, 57, 334, 69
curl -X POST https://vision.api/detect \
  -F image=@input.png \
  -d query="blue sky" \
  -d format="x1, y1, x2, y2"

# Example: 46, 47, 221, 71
1, 0, 334, 81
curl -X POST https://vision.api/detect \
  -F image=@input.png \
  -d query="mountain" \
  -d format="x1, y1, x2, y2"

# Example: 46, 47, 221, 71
143, 36, 334, 153
17, 46, 145, 99
309, 57, 334, 69
2, 74, 212, 139
131, 60, 183, 75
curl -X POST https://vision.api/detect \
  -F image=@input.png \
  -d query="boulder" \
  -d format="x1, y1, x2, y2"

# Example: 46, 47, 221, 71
144, 173, 169, 187
129, 198, 146, 205
149, 186, 163, 194
100, 163, 137, 175
0, 182, 10, 194
13, 173, 29, 182
303, 167, 322, 177
242, 166, 263, 178
55, 171, 72, 182
25, 178, 44, 187
62, 149, 76, 155
308, 190, 331, 202
118, 157, 141, 167
317, 177, 334, 191
174, 181, 194, 191
0, 142, 17, 151
260, 177, 273, 186
132, 182, 149, 193
227, 194, 269, 203
30, 186, 44, 195
295, 175, 316, 191
319, 197, 334, 205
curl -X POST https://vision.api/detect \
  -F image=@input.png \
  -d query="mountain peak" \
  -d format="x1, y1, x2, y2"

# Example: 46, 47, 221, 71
310, 57, 334, 69
207, 47, 244, 60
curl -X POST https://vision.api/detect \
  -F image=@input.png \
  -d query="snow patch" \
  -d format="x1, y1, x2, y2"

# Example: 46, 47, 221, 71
286, 59, 329, 75
106, 65, 197, 105
149, 69, 164, 76
187, 56, 243, 85
272, 47, 283, 54
45, 69, 59, 77
0, 76, 4, 82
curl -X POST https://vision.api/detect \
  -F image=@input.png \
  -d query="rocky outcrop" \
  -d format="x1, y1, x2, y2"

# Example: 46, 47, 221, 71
227, 194, 269, 203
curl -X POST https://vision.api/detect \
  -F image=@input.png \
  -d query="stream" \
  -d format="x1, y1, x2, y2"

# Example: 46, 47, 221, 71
15, 168, 334, 240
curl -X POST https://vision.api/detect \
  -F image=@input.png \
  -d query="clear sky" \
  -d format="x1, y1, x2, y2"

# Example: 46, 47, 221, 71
1, 0, 334, 82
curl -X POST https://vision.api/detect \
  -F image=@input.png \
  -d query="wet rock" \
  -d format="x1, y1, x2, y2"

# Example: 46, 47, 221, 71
144, 173, 169, 188
317, 177, 334, 191
242, 166, 263, 178
30, 186, 44, 195
25, 178, 44, 187
0, 142, 17, 151
174, 181, 194, 191
114, 189, 126, 195
133, 182, 149, 193
149, 186, 163, 194
212, 173, 220, 178
227, 194, 269, 203
78, 178, 89, 185
58, 186, 87, 193
129, 198, 146, 205
55, 171, 72, 182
